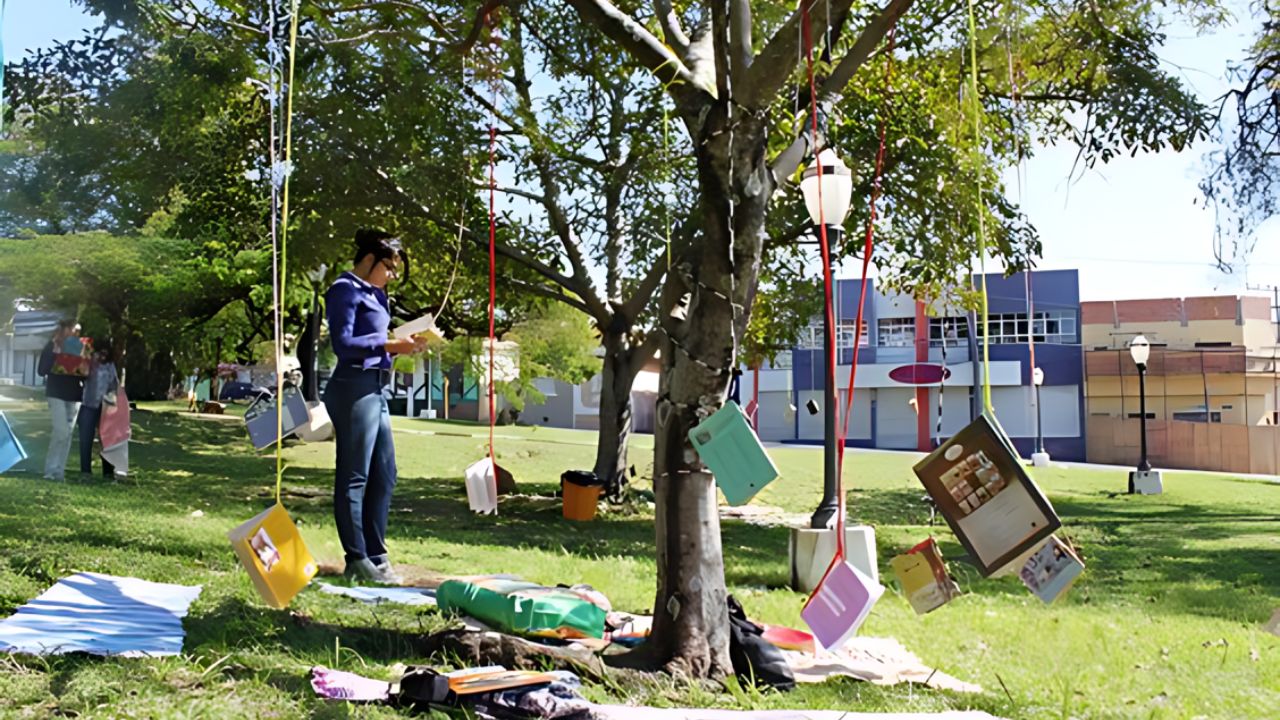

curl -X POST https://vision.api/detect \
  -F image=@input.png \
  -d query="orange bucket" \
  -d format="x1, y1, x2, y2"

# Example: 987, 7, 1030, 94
561, 471, 603, 521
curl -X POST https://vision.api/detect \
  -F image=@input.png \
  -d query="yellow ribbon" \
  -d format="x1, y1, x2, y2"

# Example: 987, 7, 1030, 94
276, 0, 302, 503
965, 0, 993, 414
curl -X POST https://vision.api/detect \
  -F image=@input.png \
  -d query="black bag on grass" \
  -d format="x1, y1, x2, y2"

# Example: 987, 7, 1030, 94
727, 595, 795, 692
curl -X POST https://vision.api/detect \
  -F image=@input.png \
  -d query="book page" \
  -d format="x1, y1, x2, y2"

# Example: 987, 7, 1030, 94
393, 314, 443, 341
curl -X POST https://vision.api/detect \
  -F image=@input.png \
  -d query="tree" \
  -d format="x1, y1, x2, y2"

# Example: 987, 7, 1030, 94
551, 0, 1216, 676
1202, 1, 1278, 269
2, 1, 543, 379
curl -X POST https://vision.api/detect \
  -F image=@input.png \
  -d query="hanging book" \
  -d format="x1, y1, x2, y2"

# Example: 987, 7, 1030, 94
912, 414, 1060, 577
688, 402, 779, 506
1019, 535, 1084, 604
800, 560, 884, 651
228, 503, 318, 609
0, 412, 27, 474
464, 457, 499, 515
52, 336, 92, 377
244, 385, 311, 450
890, 538, 961, 615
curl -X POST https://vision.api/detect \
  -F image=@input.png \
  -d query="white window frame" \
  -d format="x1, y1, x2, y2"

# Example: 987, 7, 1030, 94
877, 318, 916, 348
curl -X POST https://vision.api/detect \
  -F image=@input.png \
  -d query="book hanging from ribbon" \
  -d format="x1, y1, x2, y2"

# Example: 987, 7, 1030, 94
244, 384, 311, 450
227, 0, 315, 610
912, 414, 1060, 577
688, 402, 779, 507
890, 537, 961, 615
1019, 535, 1084, 603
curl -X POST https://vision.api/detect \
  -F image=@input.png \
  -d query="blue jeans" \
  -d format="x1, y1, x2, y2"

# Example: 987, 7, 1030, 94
324, 367, 397, 565
76, 405, 116, 477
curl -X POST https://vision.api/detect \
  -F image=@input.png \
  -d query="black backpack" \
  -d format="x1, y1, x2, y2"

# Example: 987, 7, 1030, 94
727, 595, 795, 692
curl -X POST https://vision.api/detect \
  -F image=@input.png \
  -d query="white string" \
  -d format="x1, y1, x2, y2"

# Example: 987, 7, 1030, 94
723, 12, 739, 406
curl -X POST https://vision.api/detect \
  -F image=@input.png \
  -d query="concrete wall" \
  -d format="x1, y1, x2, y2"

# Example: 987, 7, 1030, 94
1087, 415, 1280, 475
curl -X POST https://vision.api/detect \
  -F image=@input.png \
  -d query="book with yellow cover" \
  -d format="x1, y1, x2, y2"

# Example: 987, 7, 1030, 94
228, 503, 317, 609
890, 538, 961, 615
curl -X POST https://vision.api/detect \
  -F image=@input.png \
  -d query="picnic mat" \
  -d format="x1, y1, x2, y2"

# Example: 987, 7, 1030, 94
0, 572, 202, 657
785, 639, 983, 693
593, 708, 1001, 720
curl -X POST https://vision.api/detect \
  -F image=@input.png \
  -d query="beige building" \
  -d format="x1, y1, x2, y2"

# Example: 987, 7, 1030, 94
1082, 295, 1279, 426
1082, 295, 1280, 474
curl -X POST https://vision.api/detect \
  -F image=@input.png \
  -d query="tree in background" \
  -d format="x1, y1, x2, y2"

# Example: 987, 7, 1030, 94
1202, 1, 1278, 270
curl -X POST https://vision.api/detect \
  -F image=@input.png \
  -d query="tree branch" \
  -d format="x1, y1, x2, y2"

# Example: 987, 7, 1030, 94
560, 0, 704, 99
820, 0, 915, 102
507, 277, 593, 315
477, 180, 549, 205
628, 327, 665, 378
728, 0, 753, 88
767, 0, 915, 184
510, 15, 611, 322
620, 250, 674, 325
763, 220, 816, 250
652, 0, 690, 58
743, 0, 851, 109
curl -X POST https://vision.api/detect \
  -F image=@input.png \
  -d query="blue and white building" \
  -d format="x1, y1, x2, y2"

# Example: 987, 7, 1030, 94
740, 270, 1086, 461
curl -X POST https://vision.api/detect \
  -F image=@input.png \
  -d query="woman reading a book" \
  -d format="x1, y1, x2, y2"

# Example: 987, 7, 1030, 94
324, 229, 426, 584
36, 319, 85, 481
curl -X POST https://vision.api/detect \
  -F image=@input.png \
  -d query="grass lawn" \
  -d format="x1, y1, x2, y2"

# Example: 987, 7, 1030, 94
0, 393, 1277, 719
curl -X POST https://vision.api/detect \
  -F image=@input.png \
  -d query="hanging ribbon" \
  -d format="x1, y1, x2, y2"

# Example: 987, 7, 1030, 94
0, 0, 7, 134
964, 0, 993, 414
485, 13, 500, 478
272, 0, 302, 504
801, 3, 897, 564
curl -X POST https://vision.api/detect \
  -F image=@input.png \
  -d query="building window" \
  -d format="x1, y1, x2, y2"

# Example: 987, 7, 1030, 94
976, 310, 1077, 345
878, 318, 916, 347
798, 320, 867, 350
929, 317, 969, 348
1172, 411, 1221, 423
769, 352, 794, 370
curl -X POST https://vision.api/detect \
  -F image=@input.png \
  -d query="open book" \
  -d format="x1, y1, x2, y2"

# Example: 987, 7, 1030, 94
393, 314, 445, 344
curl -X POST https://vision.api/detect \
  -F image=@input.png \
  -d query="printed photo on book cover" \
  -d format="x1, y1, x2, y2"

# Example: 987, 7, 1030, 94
251, 527, 281, 572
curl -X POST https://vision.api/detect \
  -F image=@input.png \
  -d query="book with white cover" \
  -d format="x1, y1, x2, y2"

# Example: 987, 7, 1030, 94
393, 314, 445, 343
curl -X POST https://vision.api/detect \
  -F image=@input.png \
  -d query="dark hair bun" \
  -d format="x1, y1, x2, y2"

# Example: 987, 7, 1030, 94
355, 228, 396, 250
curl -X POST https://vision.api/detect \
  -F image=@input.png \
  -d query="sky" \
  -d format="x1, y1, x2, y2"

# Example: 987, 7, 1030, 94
5, 1, 1276, 304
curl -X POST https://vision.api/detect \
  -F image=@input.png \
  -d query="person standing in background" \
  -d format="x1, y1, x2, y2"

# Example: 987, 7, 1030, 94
324, 229, 425, 584
37, 319, 85, 481
78, 337, 120, 479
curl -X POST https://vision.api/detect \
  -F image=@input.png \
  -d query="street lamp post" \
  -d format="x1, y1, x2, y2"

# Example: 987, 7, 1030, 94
1030, 366, 1050, 467
800, 148, 854, 529
1127, 335, 1162, 494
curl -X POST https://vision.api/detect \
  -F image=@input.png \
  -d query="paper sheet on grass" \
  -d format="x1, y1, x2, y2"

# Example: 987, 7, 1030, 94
0, 572, 201, 657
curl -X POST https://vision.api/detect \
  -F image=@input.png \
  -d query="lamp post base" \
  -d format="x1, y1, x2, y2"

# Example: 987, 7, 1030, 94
1128, 470, 1163, 495
1030, 451, 1051, 468
788, 526, 878, 593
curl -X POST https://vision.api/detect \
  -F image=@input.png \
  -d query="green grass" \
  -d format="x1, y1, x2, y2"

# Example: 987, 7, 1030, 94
0, 396, 1277, 719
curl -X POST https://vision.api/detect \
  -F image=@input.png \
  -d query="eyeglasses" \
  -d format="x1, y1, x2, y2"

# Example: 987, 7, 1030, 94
380, 258, 399, 276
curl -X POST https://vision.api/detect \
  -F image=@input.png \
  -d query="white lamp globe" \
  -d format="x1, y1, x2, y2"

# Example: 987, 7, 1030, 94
800, 148, 854, 228
1129, 335, 1151, 367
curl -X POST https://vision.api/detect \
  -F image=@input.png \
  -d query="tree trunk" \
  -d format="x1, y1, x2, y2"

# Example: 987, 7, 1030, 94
593, 330, 639, 495
298, 295, 320, 402
640, 104, 769, 678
